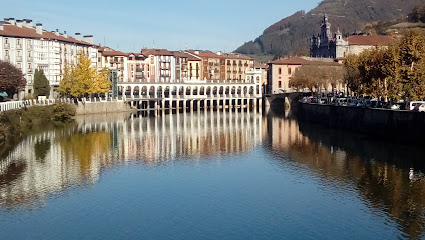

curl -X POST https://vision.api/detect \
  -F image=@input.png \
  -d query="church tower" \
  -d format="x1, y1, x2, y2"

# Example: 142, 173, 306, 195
320, 14, 332, 45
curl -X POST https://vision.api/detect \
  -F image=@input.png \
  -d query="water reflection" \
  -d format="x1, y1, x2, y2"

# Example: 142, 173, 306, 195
1, 109, 425, 238
0, 110, 262, 208
264, 113, 425, 240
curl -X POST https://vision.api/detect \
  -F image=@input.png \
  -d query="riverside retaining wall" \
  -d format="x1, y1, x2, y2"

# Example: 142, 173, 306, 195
75, 101, 134, 115
297, 102, 425, 144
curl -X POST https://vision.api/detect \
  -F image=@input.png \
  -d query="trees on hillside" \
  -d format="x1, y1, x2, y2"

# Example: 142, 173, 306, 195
33, 69, 50, 98
344, 28, 425, 101
408, 5, 425, 23
58, 53, 110, 98
0, 60, 26, 98
289, 64, 344, 94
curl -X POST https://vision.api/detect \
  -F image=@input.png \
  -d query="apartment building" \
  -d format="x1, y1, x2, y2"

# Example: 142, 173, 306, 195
223, 53, 253, 81
267, 56, 341, 94
186, 50, 225, 81
98, 46, 128, 82
0, 18, 97, 98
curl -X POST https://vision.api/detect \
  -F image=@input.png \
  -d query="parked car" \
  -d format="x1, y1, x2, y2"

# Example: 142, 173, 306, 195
390, 104, 401, 110
408, 101, 425, 111
335, 98, 347, 106
417, 104, 425, 112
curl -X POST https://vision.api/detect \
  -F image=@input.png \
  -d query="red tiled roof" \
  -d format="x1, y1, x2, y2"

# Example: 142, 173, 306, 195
344, 35, 395, 46
223, 53, 252, 60
186, 50, 224, 59
270, 56, 340, 66
253, 61, 267, 69
0, 24, 93, 46
141, 49, 174, 56
171, 51, 201, 61
101, 50, 128, 57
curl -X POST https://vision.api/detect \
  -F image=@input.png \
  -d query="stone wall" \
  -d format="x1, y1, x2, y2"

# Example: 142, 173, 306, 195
75, 101, 134, 115
297, 103, 425, 144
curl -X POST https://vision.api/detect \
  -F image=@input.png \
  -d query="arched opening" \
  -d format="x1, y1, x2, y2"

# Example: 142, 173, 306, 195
157, 86, 163, 98
237, 86, 242, 95
125, 86, 132, 97
149, 86, 155, 98
142, 86, 148, 98
231, 86, 236, 95
225, 87, 230, 95
249, 87, 254, 95
164, 86, 170, 98
186, 86, 191, 95
256, 85, 260, 95
200, 87, 205, 95
133, 86, 140, 97
219, 87, 223, 95
192, 86, 198, 95
213, 87, 218, 95
206, 87, 211, 96
179, 86, 184, 96
171, 86, 177, 97
243, 86, 248, 96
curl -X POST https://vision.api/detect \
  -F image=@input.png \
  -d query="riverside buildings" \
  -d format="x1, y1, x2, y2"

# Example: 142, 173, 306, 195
0, 18, 97, 98
0, 17, 262, 101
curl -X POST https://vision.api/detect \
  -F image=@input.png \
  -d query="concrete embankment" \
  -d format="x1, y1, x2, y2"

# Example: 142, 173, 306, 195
75, 101, 135, 115
297, 102, 425, 144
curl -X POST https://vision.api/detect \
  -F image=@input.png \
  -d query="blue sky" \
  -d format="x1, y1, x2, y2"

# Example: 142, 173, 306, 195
1, 0, 320, 53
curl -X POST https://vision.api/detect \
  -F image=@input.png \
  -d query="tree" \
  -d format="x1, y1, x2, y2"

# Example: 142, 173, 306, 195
57, 53, 111, 98
33, 69, 50, 98
0, 60, 26, 98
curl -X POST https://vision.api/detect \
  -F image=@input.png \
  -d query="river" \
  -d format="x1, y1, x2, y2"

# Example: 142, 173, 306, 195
0, 109, 425, 239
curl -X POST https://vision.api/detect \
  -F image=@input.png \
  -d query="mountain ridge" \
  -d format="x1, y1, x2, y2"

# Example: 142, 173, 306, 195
235, 0, 424, 59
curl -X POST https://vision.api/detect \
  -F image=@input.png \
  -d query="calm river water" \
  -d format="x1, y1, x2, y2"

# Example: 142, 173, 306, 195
1, 109, 425, 239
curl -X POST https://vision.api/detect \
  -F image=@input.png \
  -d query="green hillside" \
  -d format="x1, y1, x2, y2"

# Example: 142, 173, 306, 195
235, 0, 424, 59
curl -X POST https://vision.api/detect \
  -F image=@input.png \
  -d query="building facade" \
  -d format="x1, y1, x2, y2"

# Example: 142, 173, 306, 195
223, 53, 253, 81
267, 56, 341, 94
0, 18, 97, 98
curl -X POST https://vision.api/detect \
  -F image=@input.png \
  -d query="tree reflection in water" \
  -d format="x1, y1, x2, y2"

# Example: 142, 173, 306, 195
264, 112, 425, 240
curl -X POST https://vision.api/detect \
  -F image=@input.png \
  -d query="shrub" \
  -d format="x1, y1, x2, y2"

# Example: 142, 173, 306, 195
53, 103, 76, 122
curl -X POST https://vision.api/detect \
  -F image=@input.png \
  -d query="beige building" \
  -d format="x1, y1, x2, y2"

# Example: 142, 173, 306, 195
223, 53, 253, 81
98, 46, 128, 82
267, 56, 341, 94
186, 50, 225, 81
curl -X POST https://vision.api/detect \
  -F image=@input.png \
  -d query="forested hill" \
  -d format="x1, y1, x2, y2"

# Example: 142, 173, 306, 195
235, 0, 424, 58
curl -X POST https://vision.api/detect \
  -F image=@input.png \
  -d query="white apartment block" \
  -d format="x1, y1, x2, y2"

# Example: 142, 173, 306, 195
0, 18, 97, 98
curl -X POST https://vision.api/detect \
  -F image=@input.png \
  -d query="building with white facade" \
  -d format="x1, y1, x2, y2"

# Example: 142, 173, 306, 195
0, 18, 97, 98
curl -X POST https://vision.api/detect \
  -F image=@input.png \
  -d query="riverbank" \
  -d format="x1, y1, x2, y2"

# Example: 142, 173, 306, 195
297, 102, 425, 144
0, 103, 75, 149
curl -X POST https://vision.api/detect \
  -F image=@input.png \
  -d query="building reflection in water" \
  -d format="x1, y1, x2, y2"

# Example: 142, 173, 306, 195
263, 113, 425, 240
1, 108, 425, 239
0, 110, 262, 208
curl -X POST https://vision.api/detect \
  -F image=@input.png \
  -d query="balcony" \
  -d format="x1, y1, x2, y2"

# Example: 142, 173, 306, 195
16, 56, 22, 62
28, 68, 33, 73
4, 43, 10, 49
16, 44, 22, 49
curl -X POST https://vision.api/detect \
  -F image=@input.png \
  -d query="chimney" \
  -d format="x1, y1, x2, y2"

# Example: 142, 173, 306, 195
36, 23, 43, 34
8, 18, 15, 25
16, 20, 23, 27
54, 29, 59, 36
195, 50, 200, 55
75, 33, 81, 41
23, 19, 32, 28
63, 31, 68, 38
83, 35, 93, 44
216, 51, 222, 56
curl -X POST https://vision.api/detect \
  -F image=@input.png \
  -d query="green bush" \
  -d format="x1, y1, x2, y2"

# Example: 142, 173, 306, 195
53, 103, 76, 122
0, 103, 75, 145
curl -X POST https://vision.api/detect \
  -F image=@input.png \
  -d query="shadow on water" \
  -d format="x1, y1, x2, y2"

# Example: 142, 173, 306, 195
266, 108, 425, 240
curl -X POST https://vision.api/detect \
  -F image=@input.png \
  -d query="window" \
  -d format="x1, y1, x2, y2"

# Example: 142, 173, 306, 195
4, 38, 8, 44
278, 67, 282, 75
288, 68, 292, 75
279, 81, 282, 88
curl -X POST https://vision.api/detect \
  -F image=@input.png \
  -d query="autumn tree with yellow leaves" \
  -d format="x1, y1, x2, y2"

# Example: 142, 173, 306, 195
58, 53, 110, 98
344, 28, 425, 102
